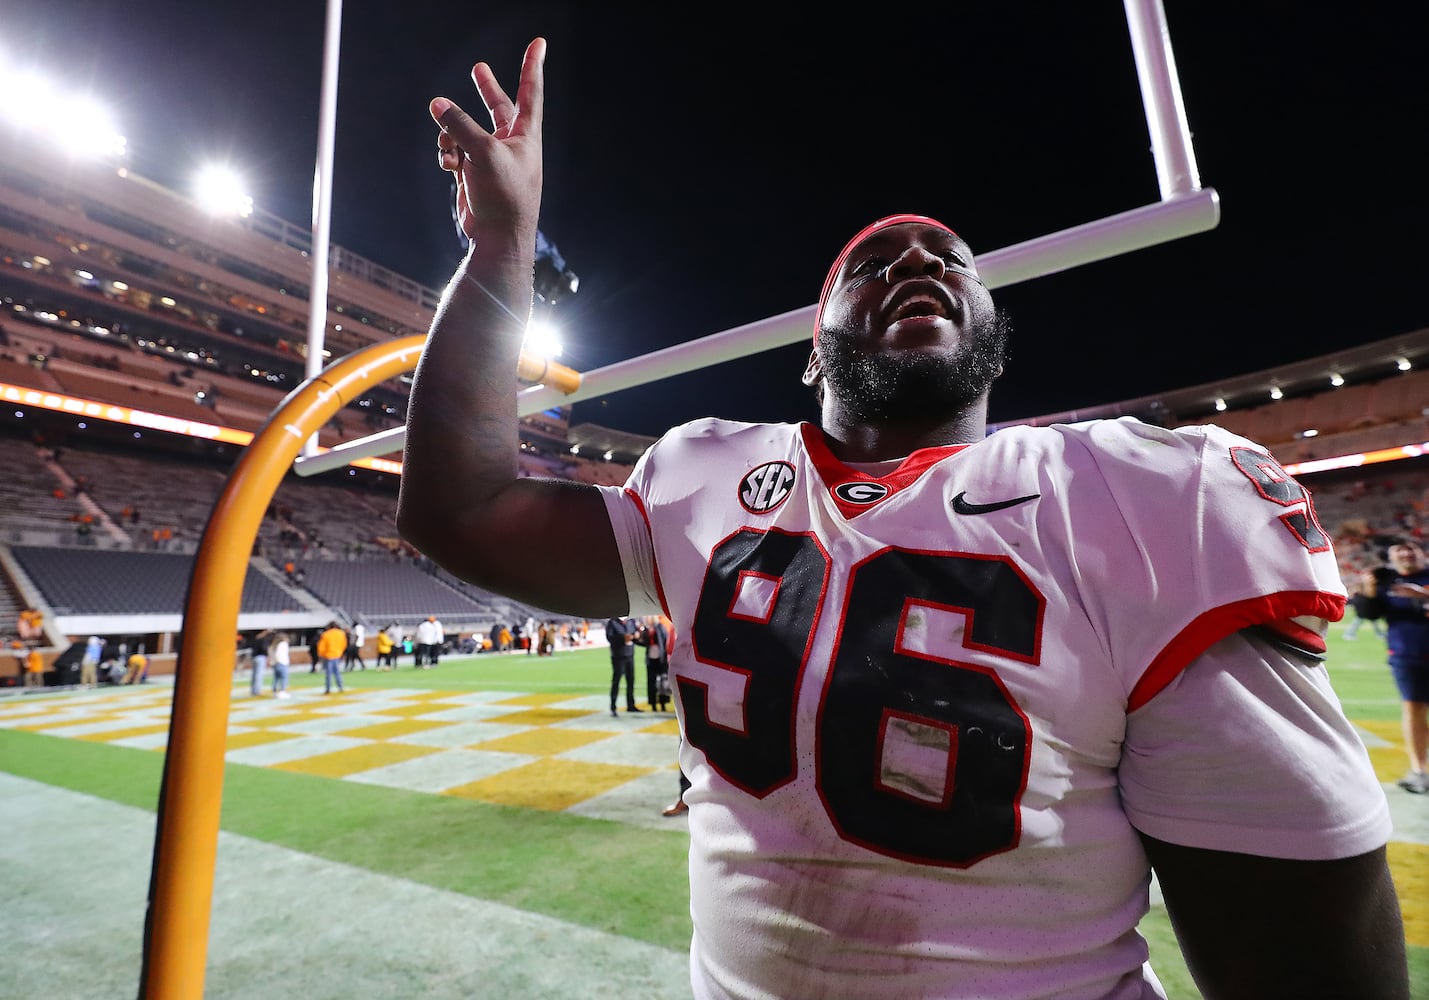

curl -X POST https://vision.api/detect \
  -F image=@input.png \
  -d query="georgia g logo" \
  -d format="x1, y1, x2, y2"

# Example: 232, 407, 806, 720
832, 481, 891, 505
740, 461, 796, 514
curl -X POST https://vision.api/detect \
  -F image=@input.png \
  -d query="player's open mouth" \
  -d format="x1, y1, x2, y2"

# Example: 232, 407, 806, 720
883, 290, 952, 325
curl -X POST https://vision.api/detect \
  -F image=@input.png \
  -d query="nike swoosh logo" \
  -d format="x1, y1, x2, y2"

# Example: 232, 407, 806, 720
951, 491, 1040, 515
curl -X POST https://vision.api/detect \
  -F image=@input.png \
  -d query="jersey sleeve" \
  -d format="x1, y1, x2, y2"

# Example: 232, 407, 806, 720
1071, 419, 1347, 709
1120, 628, 1392, 859
596, 441, 664, 618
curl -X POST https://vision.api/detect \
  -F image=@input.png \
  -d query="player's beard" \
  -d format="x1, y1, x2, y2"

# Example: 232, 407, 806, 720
818, 308, 1011, 424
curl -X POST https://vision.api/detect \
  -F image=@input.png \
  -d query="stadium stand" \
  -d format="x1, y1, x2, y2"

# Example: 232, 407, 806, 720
16, 435, 231, 553
296, 558, 493, 629
9, 545, 294, 616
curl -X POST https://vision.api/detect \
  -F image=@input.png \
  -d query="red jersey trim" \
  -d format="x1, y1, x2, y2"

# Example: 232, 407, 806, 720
800, 423, 972, 519
622, 487, 672, 620
1259, 617, 1330, 656
1127, 590, 1347, 712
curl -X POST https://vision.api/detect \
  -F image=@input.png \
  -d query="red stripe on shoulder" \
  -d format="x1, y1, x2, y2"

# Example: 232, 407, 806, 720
1127, 590, 1346, 712
622, 487, 671, 620
1259, 617, 1329, 656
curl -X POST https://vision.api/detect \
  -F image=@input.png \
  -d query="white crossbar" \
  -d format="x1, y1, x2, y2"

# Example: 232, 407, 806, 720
294, 0, 1216, 478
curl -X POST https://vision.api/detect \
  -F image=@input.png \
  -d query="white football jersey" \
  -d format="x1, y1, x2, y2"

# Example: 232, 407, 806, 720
599, 416, 1390, 1000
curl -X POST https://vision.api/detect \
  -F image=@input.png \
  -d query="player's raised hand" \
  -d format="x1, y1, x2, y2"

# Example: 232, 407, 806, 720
432, 37, 546, 241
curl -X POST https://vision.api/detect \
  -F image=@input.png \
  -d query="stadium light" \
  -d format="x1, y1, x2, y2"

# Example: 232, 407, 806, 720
1269, 386, 1284, 400
1329, 372, 1345, 387
0, 65, 127, 159
193, 164, 254, 218
1300, 428, 1319, 438
1396, 357, 1412, 372
522, 318, 564, 360
1214, 398, 1227, 411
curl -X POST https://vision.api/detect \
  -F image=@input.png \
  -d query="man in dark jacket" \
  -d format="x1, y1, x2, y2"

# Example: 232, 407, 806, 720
605, 616, 641, 717
1354, 540, 1429, 793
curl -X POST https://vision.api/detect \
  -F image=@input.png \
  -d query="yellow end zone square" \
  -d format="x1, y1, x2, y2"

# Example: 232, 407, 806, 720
331, 718, 458, 740
472, 727, 613, 756
1368, 746, 1409, 784
367, 702, 467, 718
226, 730, 304, 751
272, 742, 441, 778
443, 758, 653, 811
1388, 841, 1429, 949
7, 714, 124, 732
1358, 720, 1402, 743
74, 723, 171, 743
485, 706, 589, 727
492, 693, 583, 707
239, 711, 325, 730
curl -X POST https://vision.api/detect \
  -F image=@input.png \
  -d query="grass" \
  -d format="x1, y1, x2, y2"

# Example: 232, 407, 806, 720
4, 624, 1425, 999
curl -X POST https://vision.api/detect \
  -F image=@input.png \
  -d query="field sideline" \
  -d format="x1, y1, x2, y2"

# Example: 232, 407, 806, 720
1, 621, 1425, 999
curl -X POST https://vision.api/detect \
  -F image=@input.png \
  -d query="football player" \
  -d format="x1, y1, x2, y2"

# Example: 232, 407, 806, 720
399, 37, 1407, 1000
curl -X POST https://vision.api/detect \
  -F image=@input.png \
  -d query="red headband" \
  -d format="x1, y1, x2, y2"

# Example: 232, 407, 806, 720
813, 214, 958, 344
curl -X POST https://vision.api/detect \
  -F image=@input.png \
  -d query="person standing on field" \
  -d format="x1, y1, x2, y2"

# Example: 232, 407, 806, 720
1353, 540, 1429, 794
270, 631, 291, 699
315, 622, 347, 694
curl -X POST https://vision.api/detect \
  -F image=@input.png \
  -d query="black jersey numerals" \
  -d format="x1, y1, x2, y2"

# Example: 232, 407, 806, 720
1230, 447, 1331, 552
684, 528, 1040, 867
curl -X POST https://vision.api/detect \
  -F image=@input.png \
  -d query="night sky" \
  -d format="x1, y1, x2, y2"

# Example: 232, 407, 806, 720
5, 2, 1424, 438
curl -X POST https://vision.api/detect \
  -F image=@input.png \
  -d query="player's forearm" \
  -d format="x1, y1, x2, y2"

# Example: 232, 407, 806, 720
397, 227, 536, 544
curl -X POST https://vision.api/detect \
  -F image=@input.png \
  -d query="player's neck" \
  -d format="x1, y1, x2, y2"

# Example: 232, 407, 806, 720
817, 408, 987, 463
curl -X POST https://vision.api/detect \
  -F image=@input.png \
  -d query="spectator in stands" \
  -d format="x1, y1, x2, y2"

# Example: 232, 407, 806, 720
24, 645, 44, 687
315, 622, 347, 694
1353, 541, 1429, 794
270, 631, 291, 699
122, 649, 147, 685
16, 607, 43, 643
344, 622, 367, 671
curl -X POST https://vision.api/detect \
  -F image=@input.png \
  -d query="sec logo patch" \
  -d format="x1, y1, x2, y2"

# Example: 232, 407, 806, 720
740, 461, 796, 513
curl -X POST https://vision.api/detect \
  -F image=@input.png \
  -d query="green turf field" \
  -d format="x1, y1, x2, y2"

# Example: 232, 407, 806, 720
2, 622, 1425, 999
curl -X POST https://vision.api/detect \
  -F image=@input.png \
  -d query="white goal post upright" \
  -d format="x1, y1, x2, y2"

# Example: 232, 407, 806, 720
292, 0, 1217, 478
